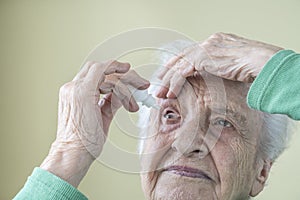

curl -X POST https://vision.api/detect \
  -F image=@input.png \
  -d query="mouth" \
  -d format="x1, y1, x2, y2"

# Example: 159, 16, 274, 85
164, 165, 213, 181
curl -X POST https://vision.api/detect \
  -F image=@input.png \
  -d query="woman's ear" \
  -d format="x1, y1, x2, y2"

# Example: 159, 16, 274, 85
250, 159, 273, 197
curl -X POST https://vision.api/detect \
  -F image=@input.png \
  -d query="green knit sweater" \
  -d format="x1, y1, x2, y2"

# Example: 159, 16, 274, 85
13, 50, 300, 199
248, 50, 300, 120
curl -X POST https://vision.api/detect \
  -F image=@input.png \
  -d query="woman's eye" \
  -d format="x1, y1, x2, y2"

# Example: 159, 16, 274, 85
216, 119, 233, 128
162, 110, 181, 124
164, 111, 179, 119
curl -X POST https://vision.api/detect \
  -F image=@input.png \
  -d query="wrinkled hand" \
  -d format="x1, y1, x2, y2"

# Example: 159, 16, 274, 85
156, 32, 283, 98
41, 60, 149, 187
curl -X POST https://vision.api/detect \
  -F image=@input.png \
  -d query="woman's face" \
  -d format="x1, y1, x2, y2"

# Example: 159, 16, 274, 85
140, 74, 265, 200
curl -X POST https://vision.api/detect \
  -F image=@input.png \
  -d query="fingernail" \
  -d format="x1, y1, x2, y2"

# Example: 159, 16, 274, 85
155, 87, 164, 97
166, 91, 176, 99
154, 88, 161, 97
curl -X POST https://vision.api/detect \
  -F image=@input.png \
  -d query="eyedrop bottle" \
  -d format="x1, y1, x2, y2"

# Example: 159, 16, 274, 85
128, 86, 160, 110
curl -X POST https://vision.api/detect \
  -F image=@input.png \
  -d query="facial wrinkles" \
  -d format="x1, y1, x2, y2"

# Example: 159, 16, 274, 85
221, 132, 258, 200
178, 76, 224, 198
150, 81, 219, 200
211, 125, 251, 198
141, 108, 166, 198
187, 76, 232, 160
199, 94, 225, 199
207, 130, 250, 199
212, 106, 247, 130
187, 76, 212, 131
215, 105, 260, 197
142, 73, 262, 200
174, 79, 220, 197
187, 75, 260, 199
142, 98, 183, 199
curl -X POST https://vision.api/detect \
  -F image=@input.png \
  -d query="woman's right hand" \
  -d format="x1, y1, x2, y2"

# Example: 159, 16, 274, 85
40, 60, 149, 187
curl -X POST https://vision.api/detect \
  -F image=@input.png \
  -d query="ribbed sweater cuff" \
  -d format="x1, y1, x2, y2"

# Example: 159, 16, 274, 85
247, 50, 295, 109
27, 167, 88, 200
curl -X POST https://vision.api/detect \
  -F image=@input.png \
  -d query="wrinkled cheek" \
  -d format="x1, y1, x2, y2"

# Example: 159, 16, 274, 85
218, 136, 256, 198
141, 171, 159, 200
140, 126, 176, 198
229, 137, 256, 175
141, 132, 175, 172
140, 136, 174, 200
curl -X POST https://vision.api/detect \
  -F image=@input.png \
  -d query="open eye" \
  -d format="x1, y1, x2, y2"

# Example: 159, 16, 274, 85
215, 119, 233, 128
162, 109, 181, 125
164, 110, 179, 119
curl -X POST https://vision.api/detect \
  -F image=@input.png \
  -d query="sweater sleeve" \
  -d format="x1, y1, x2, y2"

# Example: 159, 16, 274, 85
247, 49, 300, 120
13, 167, 88, 200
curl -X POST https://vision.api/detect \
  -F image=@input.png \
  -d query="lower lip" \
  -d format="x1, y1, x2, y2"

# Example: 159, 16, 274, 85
166, 169, 212, 180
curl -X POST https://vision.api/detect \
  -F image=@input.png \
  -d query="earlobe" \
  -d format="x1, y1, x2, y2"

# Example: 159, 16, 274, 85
250, 159, 273, 197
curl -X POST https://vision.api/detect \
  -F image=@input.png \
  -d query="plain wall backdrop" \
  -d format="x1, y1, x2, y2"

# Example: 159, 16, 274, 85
1, 0, 300, 199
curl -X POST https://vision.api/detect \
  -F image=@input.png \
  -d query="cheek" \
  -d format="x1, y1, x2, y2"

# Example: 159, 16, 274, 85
212, 135, 258, 196
141, 129, 175, 171
140, 111, 177, 197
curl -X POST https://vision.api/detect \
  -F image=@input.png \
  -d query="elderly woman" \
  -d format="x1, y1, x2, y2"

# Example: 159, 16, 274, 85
14, 33, 299, 200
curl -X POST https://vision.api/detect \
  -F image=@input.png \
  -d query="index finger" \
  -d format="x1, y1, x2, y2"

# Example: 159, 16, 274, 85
157, 55, 182, 80
120, 70, 150, 90
85, 60, 130, 88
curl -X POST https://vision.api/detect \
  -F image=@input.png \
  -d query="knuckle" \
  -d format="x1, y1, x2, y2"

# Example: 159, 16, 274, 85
209, 32, 219, 39
121, 69, 137, 80
119, 61, 130, 66
91, 62, 101, 68
110, 60, 131, 69
59, 82, 75, 98
213, 32, 225, 37
85, 60, 96, 66
59, 82, 73, 93
108, 59, 119, 66
208, 32, 225, 41
106, 74, 121, 83
59, 81, 86, 97
121, 62, 131, 69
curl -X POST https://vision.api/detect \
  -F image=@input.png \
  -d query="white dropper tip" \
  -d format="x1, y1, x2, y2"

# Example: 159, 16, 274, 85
128, 86, 160, 110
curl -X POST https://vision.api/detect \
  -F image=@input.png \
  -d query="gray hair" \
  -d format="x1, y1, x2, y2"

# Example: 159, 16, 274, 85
138, 40, 294, 162
259, 113, 292, 161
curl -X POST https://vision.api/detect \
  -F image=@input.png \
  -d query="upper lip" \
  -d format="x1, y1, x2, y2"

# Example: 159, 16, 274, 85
164, 165, 213, 181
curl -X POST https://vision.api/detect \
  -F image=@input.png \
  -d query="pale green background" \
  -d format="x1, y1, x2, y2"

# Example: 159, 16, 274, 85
1, 0, 300, 199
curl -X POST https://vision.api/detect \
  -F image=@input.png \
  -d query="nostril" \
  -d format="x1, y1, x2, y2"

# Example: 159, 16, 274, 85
193, 149, 201, 154
182, 149, 204, 158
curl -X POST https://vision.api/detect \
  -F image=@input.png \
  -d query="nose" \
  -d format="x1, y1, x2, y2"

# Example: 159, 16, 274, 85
171, 128, 209, 158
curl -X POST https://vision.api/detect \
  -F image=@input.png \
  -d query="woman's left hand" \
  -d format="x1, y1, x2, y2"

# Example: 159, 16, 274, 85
156, 32, 282, 98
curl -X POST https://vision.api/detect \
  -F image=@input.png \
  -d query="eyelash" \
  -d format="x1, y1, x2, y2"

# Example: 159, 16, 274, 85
213, 118, 234, 128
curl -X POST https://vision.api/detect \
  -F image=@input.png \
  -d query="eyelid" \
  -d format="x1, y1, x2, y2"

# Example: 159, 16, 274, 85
159, 100, 179, 110
159, 100, 180, 121
211, 117, 235, 129
162, 108, 181, 121
160, 106, 181, 133
210, 108, 247, 128
218, 119, 233, 127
